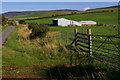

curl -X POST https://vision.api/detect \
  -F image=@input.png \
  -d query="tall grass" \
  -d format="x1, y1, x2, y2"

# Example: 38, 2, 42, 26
3, 25, 120, 79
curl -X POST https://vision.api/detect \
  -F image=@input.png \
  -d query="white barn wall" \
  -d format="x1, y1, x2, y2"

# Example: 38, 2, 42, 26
79, 21, 97, 25
53, 18, 97, 26
58, 18, 71, 26
73, 21, 82, 26
56, 18, 82, 26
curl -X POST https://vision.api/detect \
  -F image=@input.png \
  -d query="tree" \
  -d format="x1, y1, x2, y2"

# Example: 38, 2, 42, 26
71, 12, 77, 15
19, 20, 25, 24
28, 24, 49, 39
1, 15, 8, 26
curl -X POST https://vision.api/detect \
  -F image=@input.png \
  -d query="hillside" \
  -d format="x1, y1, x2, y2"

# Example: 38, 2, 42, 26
87, 5, 120, 11
25, 9, 118, 25
2, 9, 78, 18
2, 4, 120, 79
11, 11, 72, 20
3, 5, 119, 19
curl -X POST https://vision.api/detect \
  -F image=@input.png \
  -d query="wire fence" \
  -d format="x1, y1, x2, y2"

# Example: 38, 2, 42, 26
46, 28, 120, 69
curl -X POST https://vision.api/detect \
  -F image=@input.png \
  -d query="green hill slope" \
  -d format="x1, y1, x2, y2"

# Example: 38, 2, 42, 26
25, 10, 118, 24
11, 11, 71, 20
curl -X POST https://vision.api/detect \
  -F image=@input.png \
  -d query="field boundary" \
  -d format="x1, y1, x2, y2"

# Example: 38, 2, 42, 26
71, 29, 120, 69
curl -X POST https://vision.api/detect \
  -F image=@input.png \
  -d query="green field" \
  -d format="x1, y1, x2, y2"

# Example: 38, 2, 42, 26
2, 25, 120, 79
11, 11, 71, 20
3, 8, 120, 79
24, 8, 118, 25
25, 11, 118, 24
49, 26, 118, 35
2, 26, 70, 78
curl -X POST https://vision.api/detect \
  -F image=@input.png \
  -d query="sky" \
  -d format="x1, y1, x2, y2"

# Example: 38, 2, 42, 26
1, 0, 120, 2
2, 2, 118, 13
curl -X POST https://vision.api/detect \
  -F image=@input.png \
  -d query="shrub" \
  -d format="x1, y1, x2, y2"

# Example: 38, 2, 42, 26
28, 24, 49, 39
1, 15, 8, 26
19, 20, 25, 24
71, 12, 77, 15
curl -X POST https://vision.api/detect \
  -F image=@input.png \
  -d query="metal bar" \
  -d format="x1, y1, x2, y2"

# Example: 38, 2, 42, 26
93, 51, 120, 61
78, 47, 89, 53
92, 45, 120, 53
71, 37, 77, 45
94, 57, 120, 69
76, 43, 89, 49
77, 33, 120, 38
93, 55, 120, 65
91, 35, 120, 38
92, 39, 119, 45
76, 40, 89, 45
93, 49, 120, 56
93, 37, 108, 54
109, 37, 120, 51
77, 33, 88, 36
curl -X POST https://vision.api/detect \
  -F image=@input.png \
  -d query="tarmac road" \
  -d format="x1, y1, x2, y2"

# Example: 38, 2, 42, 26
0, 26, 15, 48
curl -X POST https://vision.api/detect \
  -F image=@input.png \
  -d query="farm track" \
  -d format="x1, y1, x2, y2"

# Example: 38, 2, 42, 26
0, 26, 15, 48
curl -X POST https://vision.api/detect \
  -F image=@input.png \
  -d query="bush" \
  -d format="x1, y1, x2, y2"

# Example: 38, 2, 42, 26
19, 20, 25, 24
1, 15, 8, 26
28, 23, 49, 39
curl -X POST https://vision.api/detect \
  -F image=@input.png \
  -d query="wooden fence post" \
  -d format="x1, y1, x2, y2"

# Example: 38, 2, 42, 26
58, 31, 61, 43
87, 29, 92, 56
74, 28, 78, 46
74, 28, 78, 35
66, 32, 68, 44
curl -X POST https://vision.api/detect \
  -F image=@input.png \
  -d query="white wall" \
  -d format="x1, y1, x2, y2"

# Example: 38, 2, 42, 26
79, 21, 97, 25
54, 18, 97, 26
57, 19, 82, 26
58, 19, 70, 26
73, 21, 82, 26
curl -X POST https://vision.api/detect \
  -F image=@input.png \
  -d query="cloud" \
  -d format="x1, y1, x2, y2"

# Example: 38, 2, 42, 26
83, 7, 91, 11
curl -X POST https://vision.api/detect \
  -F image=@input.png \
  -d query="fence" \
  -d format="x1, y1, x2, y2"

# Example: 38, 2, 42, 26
71, 29, 120, 69
46, 31, 61, 39
46, 29, 75, 44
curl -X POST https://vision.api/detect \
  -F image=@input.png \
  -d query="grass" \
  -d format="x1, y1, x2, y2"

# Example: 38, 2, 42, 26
2, 25, 70, 78
2, 25, 120, 79
25, 9, 118, 24
49, 26, 118, 35
3, 25, 120, 78
49, 26, 120, 67
3, 8, 120, 78
11, 11, 71, 20
0, 25, 10, 31
26, 11, 118, 24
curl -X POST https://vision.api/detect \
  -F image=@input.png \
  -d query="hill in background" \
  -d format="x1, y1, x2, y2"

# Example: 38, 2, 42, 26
2, 9, 79, 18
87, 5, 119, 11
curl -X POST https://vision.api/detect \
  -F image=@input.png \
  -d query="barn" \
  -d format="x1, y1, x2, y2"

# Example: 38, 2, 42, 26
79, 21, 97, 26
52, 18, 81, 26
52, 18, 97, 26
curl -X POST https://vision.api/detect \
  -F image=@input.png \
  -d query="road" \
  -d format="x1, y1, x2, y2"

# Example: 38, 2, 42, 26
0, 27, 15, 48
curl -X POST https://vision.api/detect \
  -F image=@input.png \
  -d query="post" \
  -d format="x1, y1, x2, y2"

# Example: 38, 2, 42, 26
74, 28, 78, 46
66, 32, 68, 44
87, 29, 92, 56
58, 31, 62, 43
74, 28, 78, 36
59, 31, 61, 38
